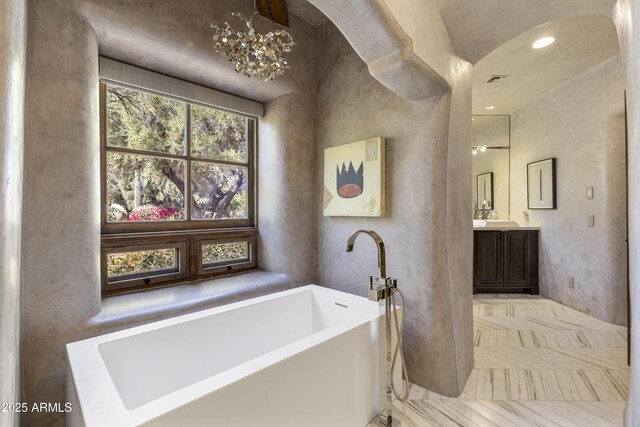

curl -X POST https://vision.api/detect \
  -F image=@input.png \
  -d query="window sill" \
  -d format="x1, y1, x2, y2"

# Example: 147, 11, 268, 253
89, 270, 292, 328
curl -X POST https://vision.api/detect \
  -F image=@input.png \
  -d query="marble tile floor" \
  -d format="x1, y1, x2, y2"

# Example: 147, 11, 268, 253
374, 294, 629, 426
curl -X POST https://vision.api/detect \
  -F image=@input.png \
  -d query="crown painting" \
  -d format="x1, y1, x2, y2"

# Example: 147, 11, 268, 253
323, 137, 385, 217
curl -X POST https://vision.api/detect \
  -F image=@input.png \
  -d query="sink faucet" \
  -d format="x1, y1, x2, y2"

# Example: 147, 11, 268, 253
479, 200, 489, 220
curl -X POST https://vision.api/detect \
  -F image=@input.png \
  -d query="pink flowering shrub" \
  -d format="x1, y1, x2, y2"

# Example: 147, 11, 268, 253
106, 206, 181, 279
129, 205, 181, 221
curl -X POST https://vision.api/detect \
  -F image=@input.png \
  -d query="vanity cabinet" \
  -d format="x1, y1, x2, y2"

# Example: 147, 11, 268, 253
473, 229, 539, 294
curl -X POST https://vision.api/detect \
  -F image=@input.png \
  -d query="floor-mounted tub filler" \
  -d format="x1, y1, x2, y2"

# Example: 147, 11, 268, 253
66, 284, 402, 427
346, 230, 409, 427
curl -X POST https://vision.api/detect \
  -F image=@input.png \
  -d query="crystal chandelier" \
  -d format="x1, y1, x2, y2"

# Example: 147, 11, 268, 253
211, 12, 295, 81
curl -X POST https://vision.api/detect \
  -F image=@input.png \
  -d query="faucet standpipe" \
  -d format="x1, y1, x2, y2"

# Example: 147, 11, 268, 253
346, 230, 405, 427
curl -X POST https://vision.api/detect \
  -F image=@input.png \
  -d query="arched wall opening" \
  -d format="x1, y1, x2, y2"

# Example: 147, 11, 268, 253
471, 14, 627, 326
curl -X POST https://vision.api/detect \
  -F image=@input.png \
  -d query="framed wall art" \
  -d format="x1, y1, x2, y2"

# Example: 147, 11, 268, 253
323, 137, 385, 217
476, 172, 494, 209
527, 158, 557, 209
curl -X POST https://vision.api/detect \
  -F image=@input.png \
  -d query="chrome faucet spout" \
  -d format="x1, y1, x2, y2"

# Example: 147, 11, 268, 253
345, 229, 386, 278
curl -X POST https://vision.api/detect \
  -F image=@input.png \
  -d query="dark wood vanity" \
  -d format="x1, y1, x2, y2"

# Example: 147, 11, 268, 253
473, 229, 539, 294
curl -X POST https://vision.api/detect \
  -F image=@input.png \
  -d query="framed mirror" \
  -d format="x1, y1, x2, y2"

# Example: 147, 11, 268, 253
477, 172, 494, 209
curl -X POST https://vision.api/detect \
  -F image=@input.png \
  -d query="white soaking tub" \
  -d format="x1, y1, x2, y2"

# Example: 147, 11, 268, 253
66, 285, 395, 427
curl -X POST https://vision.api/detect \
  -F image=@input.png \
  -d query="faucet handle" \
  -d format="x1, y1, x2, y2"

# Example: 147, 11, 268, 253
360, 276, 374, 290
385, 277, 397, 289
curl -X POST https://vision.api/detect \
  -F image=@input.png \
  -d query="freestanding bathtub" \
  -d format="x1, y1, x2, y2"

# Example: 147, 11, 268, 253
66, 285, 397, 426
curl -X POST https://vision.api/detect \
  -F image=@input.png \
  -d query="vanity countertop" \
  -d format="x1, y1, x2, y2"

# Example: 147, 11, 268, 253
472, 220, 539, 231
473, 226, 540, 231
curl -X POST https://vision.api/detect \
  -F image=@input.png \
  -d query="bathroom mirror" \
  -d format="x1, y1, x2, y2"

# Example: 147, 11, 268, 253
472, 115, 510, 218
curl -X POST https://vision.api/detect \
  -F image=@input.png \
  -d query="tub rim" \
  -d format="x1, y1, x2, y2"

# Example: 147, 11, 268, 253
66, 284, 382, 427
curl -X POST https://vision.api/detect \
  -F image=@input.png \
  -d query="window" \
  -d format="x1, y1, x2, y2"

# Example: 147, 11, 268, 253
100, 82, 257, 295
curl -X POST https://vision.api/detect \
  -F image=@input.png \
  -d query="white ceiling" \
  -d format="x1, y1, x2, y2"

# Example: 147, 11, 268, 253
435, 0, 615, 64
288, 0, 329, 27
472, 15, 620, 115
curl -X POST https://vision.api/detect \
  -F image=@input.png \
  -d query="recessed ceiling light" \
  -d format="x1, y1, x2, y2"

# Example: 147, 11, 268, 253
480, 145, 487, 152
532, 36, 555, 49
485, 105, 495, 110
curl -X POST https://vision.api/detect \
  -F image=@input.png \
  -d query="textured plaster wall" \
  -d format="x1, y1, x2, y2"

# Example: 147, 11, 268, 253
258, 85, 316, 283
442, 61, 475, 396
22, 3, 102, 425
21, 1, 316, 425
613, 0, 639, 423
383, 0, 455, 81
79, 1, 294, 103
307, 0, 449, 101
315, 20, 473, 396
380, 0, 475, 395
509, 56, 627, 325
0, 0, 25, 426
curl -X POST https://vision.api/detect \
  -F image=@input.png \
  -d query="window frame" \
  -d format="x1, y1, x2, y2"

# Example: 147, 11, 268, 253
99, 82, 258, 295
100, 82, 256, 233
196, 235, 257, 277
101, 241, 188, 294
